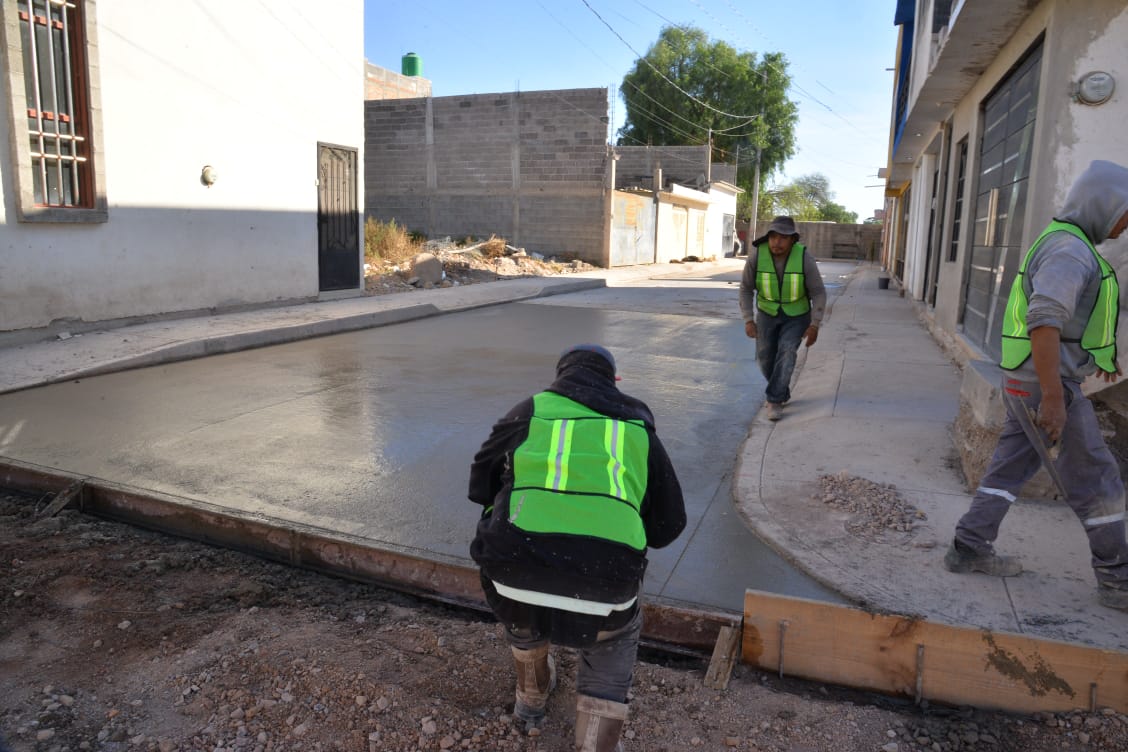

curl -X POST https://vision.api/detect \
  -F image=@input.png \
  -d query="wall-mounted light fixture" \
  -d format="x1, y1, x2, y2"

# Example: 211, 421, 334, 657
200, 165, 218, 187
1073, 71, 1115, 105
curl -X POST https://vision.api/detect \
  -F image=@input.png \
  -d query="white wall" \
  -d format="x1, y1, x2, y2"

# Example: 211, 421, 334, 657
0, 0, 364, 332
705, 184, 740, 258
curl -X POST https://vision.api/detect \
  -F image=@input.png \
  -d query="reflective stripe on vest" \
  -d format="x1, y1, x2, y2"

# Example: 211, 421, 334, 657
508, 391, 649, 551
1000, 220, 1119, 373
755, 242, 810, 316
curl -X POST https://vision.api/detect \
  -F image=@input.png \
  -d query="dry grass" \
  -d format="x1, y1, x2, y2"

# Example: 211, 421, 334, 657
364, 217, 423, 266
480, 235, 508, 259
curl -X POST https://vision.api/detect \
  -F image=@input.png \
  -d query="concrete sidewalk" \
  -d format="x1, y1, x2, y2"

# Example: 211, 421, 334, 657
735, 264, 1128, 652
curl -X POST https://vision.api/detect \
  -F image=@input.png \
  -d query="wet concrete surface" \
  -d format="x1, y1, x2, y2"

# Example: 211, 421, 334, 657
0, 262, 852, 614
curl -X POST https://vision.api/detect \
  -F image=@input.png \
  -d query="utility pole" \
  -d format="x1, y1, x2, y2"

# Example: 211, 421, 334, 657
749, 144, 762, 228
706, 128, 712, 183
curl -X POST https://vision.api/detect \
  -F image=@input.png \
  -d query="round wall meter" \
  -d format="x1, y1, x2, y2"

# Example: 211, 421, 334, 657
1077, 71, 1115, 105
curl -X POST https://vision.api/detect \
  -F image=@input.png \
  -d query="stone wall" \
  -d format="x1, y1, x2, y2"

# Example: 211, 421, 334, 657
365, 88, 610, 265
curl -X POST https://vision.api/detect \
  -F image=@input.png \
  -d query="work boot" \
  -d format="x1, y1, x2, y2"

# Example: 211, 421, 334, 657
1097, 584, 1128, 612
574, 694, 628, 752
766, 402, 783, 421
943, 539, 1022, 577
512, 644, 556, 731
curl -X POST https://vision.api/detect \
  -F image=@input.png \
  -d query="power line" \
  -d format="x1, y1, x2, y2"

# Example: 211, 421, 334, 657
536, 1, 715, 144
579, 0, 761, 120
685, 0, 880, 143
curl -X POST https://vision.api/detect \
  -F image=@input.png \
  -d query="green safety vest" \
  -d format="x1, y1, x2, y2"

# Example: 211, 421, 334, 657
507, 391, 650, 551
1000, 220, 1119, 373
755, 243, 811, 316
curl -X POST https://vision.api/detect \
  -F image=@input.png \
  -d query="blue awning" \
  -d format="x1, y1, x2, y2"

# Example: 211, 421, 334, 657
894, 0, 915, 25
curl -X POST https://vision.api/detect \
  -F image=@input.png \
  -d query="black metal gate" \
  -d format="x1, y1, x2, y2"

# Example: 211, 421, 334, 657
317, 143, 360, 291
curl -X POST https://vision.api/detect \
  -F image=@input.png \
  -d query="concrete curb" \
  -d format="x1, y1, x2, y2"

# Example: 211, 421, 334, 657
0, 275, 609, 394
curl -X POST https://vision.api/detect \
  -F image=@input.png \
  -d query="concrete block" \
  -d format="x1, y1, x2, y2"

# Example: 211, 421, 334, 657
961, 359, 1007, 429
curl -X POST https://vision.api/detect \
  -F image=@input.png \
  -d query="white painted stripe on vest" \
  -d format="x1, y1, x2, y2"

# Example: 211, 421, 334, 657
491, 581, 636, 616
978, 486, 1016, 503
1085, 511, 1126, 528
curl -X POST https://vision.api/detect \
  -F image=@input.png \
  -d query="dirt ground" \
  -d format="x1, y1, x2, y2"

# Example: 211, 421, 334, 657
361, 240, 600, 296
4, 488, 1128, 752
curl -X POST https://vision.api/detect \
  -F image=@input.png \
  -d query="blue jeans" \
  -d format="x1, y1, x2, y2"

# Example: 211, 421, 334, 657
755, 310, 810, 405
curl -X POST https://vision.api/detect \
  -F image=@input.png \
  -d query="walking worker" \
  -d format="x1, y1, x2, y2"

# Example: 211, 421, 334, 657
944, 159, 1128, 613
739, 215, 827, 420
468, 344, 686, 751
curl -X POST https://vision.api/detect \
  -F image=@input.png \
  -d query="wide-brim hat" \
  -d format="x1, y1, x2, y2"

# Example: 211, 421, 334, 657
752, 215, 800, 247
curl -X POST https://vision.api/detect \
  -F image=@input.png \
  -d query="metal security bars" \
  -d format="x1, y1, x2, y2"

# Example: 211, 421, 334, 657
18, 0, 90, 208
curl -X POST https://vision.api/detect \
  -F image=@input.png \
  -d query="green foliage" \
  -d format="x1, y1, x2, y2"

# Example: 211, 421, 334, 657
364, 217, 423, 265
759, 173, 858, 224
617, 25, 798, 198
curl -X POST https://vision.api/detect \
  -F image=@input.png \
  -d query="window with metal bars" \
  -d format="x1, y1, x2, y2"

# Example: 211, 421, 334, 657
19, 0, 90, 207
3, 0, 105, 221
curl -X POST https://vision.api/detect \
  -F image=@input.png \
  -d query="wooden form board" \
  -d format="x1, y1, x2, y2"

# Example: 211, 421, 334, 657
743, 589, 1128, 714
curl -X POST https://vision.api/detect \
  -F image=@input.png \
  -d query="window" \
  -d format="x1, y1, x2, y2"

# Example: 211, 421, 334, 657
2, 0, 106, 221
932, 0, 954, 33
948, 138, 968, 263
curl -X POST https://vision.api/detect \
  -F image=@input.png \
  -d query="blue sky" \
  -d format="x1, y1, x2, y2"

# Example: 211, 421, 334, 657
365, 1, 899, 220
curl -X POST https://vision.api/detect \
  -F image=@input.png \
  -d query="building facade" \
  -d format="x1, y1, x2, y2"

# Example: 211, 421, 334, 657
883, 0, 1128, 483
1, 0, 365, 339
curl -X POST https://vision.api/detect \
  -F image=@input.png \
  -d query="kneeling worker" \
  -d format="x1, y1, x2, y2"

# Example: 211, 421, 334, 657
468, 344, 686, 751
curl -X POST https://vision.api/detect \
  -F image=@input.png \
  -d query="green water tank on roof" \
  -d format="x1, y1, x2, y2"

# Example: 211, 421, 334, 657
402, 52, 422, 77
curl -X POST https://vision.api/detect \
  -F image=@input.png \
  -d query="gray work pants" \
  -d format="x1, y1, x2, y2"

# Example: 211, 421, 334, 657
505, 605, 642, 703
955, 376, 1128, 585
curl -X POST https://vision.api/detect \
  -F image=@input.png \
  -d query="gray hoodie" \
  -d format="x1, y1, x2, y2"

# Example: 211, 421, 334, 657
1015, 160, 1128, 382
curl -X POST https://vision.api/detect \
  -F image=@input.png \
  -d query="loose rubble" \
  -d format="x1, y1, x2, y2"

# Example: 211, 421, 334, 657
364, 238, 597, 296
4, 488, 1128, 751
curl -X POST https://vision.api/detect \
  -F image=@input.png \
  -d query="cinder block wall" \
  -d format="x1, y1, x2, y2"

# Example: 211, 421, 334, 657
613, 145, 711, 190
750, 220, 883, 261
365, 88, 610, 265
364, 62, 432, 100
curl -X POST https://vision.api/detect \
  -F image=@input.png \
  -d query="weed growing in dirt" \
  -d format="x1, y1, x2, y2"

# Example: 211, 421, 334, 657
365, 218, 423, 266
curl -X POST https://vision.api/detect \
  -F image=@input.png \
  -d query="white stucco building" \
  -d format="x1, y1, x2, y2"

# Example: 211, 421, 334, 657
883, 0, 1128, 483
884, 0, 1128, 365
1, 0, 364, 338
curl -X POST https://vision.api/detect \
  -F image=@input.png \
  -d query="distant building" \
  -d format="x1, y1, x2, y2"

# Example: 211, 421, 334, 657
365, 60, 432, 100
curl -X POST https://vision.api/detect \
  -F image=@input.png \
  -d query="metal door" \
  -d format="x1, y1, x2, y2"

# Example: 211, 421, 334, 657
317, 143, 360, 291
961, 43, 1042, 358
610, 192, 656, 266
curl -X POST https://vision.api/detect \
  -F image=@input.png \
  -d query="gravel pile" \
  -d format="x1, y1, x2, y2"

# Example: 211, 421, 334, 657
816, 471, 928, 541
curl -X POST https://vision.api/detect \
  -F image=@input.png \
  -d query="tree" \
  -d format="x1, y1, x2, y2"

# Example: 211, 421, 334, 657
759, 173, 859, 223
617, 26, 798, 201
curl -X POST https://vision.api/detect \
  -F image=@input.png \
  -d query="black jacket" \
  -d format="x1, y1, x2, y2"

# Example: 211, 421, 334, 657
468, 350, 686, 605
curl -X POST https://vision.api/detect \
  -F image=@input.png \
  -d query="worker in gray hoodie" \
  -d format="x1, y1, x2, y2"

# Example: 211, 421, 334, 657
944, 159, 1128, 612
